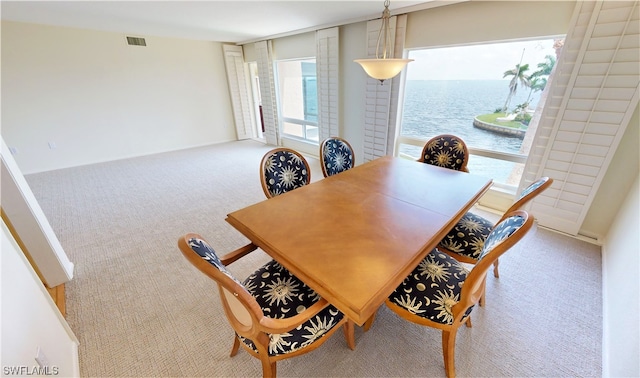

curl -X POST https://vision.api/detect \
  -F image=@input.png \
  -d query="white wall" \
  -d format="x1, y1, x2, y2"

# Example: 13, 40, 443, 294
1, 220, 80, 377
405, 1, 574, 48
602, 173, 640, 377
1, 21, 237, 174
272, 31, 315, 60
582, 105, 640, 240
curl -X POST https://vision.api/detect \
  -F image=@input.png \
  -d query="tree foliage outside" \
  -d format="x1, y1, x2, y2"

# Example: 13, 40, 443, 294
501, 54, 556, 117
502, 63, 530, 112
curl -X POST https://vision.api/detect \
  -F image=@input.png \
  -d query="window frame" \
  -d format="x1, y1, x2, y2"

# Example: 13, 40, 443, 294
275, 57, 319, 144
395, 38, 560, 193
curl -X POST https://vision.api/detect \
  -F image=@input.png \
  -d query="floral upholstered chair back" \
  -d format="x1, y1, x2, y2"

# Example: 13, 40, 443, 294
260, 148, 311, 198
419, 134, 469, 172
320, 137, 355, 177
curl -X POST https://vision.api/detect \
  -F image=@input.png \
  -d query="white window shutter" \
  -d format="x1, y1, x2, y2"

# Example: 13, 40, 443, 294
222, 45, 255, 140
521, 1, 639, 236
362, 15, 407, 161
255, 40, 279, 146
317, 27, 340, 141
387, 14, 408, 156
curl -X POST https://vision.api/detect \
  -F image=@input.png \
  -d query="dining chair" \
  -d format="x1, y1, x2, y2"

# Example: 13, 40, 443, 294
438, 177, 553, 280
319, 137, 355, 177
260, 148, 311, 198
418, 134, 470, 172
386, 210, 534, 378
178, 233, 356, 378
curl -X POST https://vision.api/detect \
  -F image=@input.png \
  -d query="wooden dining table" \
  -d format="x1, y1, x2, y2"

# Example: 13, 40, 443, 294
226, 156, 492, 326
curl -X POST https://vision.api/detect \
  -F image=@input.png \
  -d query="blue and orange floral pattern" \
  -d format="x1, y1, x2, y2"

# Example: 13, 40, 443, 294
321, 138, 354, 177
262, 149, 310, 197
187, 237, 343, 356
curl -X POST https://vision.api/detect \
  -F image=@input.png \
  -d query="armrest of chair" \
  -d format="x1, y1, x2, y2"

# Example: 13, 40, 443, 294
258, 298, 331, 333
220, 243, 258, 265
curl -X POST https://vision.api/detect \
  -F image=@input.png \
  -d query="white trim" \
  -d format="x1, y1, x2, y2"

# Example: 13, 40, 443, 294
222, 44, 255, 140
1, 138, 74, 287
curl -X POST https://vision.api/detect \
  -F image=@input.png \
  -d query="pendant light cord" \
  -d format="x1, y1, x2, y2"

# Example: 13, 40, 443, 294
375, 0, 392, 60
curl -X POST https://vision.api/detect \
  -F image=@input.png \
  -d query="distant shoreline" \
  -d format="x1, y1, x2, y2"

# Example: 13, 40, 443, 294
473, 117, 526, 138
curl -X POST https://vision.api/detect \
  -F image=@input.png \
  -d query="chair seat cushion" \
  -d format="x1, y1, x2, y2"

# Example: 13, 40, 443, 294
240, 259, 344, 356
439, 212, 494, 260
388, 249, 472, 325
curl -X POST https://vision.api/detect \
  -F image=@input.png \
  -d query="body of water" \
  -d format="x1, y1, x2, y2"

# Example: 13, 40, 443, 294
400, 80, 540, 183
401, 80, 539, 152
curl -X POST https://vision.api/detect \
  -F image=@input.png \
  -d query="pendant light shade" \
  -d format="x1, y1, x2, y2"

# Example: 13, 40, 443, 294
354, 58, 413, 81
355, 0, 413, 83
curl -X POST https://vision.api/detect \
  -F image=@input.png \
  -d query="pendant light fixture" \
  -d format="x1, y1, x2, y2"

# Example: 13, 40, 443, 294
354, 0, 413, 83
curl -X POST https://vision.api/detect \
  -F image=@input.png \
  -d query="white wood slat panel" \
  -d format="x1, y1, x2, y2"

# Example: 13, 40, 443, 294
571, 87, 637, 100
317, 27, 340, 141
520, 0, 639, 236
567, 98, 630, 112
362, 16, 407, 161
363, 18, 392, 161
574, 75, 640, 88
223, 45, 255, 140
255, 40, 279, 146
588, 34, 639, 50
579, 61, 639, 75
562, 182, 592, 196
584, 48, 640, 63
386, 14, 407, 156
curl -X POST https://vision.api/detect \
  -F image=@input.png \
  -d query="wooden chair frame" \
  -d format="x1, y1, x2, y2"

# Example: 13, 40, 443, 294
259, 147, 311, 199
439, 177, 553, 278
178, 234, 355, 378
385, 211, 534, 378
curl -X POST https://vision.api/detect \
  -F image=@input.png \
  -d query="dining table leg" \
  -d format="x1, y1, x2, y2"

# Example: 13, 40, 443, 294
363, 310, 377, 332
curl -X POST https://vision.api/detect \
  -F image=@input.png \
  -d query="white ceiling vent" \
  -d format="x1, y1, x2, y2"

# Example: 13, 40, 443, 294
126, 36, 146, 46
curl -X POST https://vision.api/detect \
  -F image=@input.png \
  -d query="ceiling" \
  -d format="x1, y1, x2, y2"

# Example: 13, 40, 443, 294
0, 1, 449, 44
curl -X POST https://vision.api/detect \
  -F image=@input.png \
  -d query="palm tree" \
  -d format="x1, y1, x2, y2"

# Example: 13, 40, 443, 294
502, 63, 530, 113
526, 76, 547, 104
531, 54, 556, 78
525, 54, 556, 106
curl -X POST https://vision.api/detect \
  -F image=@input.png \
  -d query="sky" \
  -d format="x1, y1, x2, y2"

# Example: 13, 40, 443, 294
405, 39, 557, 81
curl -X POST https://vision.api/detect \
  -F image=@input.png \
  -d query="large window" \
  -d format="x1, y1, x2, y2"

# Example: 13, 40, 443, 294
398, 39, 559, 188
276, 59, 319, 142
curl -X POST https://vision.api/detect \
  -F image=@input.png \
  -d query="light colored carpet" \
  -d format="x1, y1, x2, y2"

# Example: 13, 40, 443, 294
26, 140, 602, 377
